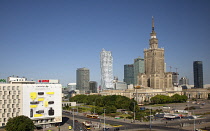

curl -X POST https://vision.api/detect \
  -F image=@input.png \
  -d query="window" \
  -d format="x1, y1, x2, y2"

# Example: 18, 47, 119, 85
16, 95, 19, 99
17, 86, 19, 90
0, 100, 2, 104
16, 104, 19, 108
4, 100, 6, 104
0, 91, 2, 95
2, 113, 5, 117
0, 109, 2, 113
7, 104, 9, 108
8, 108, 11, 112
7, 113, 9, 117
3, 86, 6, 90
12, 95, 14, 99
7, 86, 10, 90
12, 86, 15, 90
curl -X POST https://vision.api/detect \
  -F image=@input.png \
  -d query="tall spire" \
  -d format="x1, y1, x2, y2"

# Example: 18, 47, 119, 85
152, 16, 155, 32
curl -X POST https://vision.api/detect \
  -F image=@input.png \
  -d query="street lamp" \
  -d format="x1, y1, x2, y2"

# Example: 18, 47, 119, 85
193, 110, 195, 131
72, 108, 75, 131
133, 102, 136, 123
104, 109, 106, 131
150, 105, 152, 131
93, 102, 95, 114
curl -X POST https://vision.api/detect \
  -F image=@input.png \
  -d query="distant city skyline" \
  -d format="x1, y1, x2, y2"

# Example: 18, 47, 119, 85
0, 0, 209, 86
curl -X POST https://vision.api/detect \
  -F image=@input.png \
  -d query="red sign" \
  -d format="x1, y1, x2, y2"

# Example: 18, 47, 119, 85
38, 80, 49, 83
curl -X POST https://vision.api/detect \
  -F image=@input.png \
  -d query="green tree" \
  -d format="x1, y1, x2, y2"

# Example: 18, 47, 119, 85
5, 115, 35, 131
150, 95, 171, 104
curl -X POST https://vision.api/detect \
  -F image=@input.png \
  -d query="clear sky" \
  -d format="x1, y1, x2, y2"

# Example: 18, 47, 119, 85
0, 0, 210, 86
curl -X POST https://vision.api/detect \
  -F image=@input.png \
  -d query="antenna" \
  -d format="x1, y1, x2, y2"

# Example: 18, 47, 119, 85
175, 68, 178, 73
169, 66, 172, 72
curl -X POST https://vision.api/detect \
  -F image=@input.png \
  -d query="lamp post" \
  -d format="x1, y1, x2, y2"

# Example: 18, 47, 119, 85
150, 105, 152, 131
93, 102, 95, 114
133, 102, 136, 123
77, 101, 79, 115
193, 110, 195, 131
104, 109, 106, 131
72, 108, 75, 131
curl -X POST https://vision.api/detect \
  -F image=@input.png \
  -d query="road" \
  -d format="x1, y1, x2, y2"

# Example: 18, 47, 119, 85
62, 111, 210, 131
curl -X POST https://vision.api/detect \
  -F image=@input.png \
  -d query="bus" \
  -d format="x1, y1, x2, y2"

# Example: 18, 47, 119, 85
86, 114, 99, 119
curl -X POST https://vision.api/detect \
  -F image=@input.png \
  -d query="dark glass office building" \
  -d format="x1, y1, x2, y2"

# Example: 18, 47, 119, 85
124, 64, 134, 85
193, 61, 203, 88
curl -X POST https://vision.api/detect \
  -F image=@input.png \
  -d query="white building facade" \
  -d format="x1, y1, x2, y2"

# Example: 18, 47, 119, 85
0, 81, 62, 128
100, 49, 114, 90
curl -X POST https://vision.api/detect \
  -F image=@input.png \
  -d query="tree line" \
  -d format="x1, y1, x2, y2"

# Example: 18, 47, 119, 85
69, 95, 139, 114
150, 94, 188, 104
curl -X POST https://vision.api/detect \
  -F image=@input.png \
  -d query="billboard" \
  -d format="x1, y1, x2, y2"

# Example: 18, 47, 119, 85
38, 79, 59, 84
22, 84, 62, 123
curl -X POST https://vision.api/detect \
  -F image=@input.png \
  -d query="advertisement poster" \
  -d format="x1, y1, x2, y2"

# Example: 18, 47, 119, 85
22, 84, 62, 123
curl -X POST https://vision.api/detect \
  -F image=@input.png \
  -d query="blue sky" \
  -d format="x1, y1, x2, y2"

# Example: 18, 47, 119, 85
0, 0, 209, 86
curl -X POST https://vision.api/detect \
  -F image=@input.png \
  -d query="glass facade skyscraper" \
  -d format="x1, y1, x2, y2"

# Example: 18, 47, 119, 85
193, 61, 203, 88
124, 64, 134, 85
134, 57, 144, 86
76, 68, 90, 93
100, 49, 114, 90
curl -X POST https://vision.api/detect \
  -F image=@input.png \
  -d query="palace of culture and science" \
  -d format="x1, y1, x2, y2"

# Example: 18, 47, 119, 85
138, 17, 173, 89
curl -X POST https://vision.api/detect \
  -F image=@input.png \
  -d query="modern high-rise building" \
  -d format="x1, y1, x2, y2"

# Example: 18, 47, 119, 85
76, 68, 90, 93
138, 17, 172, 89
89, 81, 97, 93
193, 61, 203, 88
134, 57, 144, 86
100, 49, 114, 90
124, 64, 134, 85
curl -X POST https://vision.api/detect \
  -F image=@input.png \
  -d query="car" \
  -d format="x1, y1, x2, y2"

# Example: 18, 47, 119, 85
74, 120, 78, 122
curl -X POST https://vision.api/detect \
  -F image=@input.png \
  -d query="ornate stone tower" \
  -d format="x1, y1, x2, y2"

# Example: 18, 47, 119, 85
138, 17, 172, 89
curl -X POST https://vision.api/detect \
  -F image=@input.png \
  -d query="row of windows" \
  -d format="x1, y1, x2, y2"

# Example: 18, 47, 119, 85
33, 118, 54, 124
0, 91, 21, 95
0, 95, 19, 99
0, 108, 20, 113
0, 99, 21, 104
0, 86, 20, 90
1, 104, 20, 108
1, 112, 19, 118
